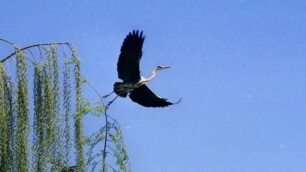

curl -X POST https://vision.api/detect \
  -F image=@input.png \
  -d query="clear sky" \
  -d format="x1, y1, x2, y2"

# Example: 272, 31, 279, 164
1, 0, 306, 171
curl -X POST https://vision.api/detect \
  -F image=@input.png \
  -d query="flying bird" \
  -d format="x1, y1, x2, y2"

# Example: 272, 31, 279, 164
113, 30, 179, 107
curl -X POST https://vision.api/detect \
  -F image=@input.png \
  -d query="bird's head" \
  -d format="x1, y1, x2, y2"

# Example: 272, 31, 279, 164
156, 65, 170, 71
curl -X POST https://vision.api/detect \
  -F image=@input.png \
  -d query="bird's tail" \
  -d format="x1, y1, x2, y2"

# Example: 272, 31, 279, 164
113, 82, 128, 97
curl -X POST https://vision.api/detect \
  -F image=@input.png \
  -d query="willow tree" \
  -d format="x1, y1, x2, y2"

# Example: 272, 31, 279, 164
0, 38, 131, 172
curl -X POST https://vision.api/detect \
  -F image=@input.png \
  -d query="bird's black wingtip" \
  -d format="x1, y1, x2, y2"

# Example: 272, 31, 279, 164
129, 29, 145, 39
148, 98, 182, 108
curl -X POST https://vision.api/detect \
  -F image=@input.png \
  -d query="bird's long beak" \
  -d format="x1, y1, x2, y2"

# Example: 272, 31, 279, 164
161, 66, 171, 70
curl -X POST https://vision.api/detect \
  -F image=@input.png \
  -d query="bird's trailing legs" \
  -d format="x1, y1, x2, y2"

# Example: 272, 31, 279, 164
102, 91, 114, 98
103, 82, 129, 99
102, 86, 127, 108
106, 95, 119, 109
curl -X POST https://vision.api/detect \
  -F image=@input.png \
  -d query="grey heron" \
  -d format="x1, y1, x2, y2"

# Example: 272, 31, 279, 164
112, 30, 179, 107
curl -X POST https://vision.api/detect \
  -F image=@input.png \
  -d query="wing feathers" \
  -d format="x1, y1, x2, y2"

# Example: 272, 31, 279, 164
129, 85, 173, 107
116, 30, 178, 108
117, 30, 145, 82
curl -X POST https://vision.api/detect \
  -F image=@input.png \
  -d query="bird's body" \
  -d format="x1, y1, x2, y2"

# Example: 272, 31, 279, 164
113, 30, 177, 107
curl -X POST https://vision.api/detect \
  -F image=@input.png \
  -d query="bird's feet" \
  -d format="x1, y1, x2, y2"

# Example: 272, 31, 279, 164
102, 91, 114, 99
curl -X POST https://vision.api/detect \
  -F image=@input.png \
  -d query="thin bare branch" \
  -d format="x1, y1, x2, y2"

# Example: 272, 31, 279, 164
102, 108, 109, 172
1, 42, 71, 63
0, 38, 16, 47
86, 81, 104, 102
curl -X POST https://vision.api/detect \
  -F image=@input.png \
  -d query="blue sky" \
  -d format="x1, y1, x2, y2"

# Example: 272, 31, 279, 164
1, 0, 306, 171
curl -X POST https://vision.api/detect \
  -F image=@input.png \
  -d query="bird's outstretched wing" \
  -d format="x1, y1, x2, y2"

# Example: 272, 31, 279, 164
117, 30, 145, 82
129, 85, 173, 107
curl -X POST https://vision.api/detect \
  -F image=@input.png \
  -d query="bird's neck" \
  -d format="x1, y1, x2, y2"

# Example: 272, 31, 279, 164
140, 68, 157, 84
147, 69, 157, 81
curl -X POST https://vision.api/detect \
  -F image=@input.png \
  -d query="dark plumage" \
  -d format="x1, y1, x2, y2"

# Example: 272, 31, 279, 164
113, 82, 128, 97
114, 30, 176, 107
129, 85, 173, 107
117, 30, 144, 83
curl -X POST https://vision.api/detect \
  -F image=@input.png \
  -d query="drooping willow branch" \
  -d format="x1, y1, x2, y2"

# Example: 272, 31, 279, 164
15, 51, 29, 171
83, 79, 130, 172
1, 38, 131, 172
83, 78, 120, 171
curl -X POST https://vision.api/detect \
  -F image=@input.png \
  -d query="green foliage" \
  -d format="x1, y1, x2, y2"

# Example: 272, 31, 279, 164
49, 45, 64, 171
72, 48, 86, 172
0, 63, 9, 172
63, 58, 72, 165
15, 51, 29, 172
0, 40, 132, 172
2, 64, 17, 171
0, 63, 17, 171
33, 63, 46, 172
109, 123, 131, 172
